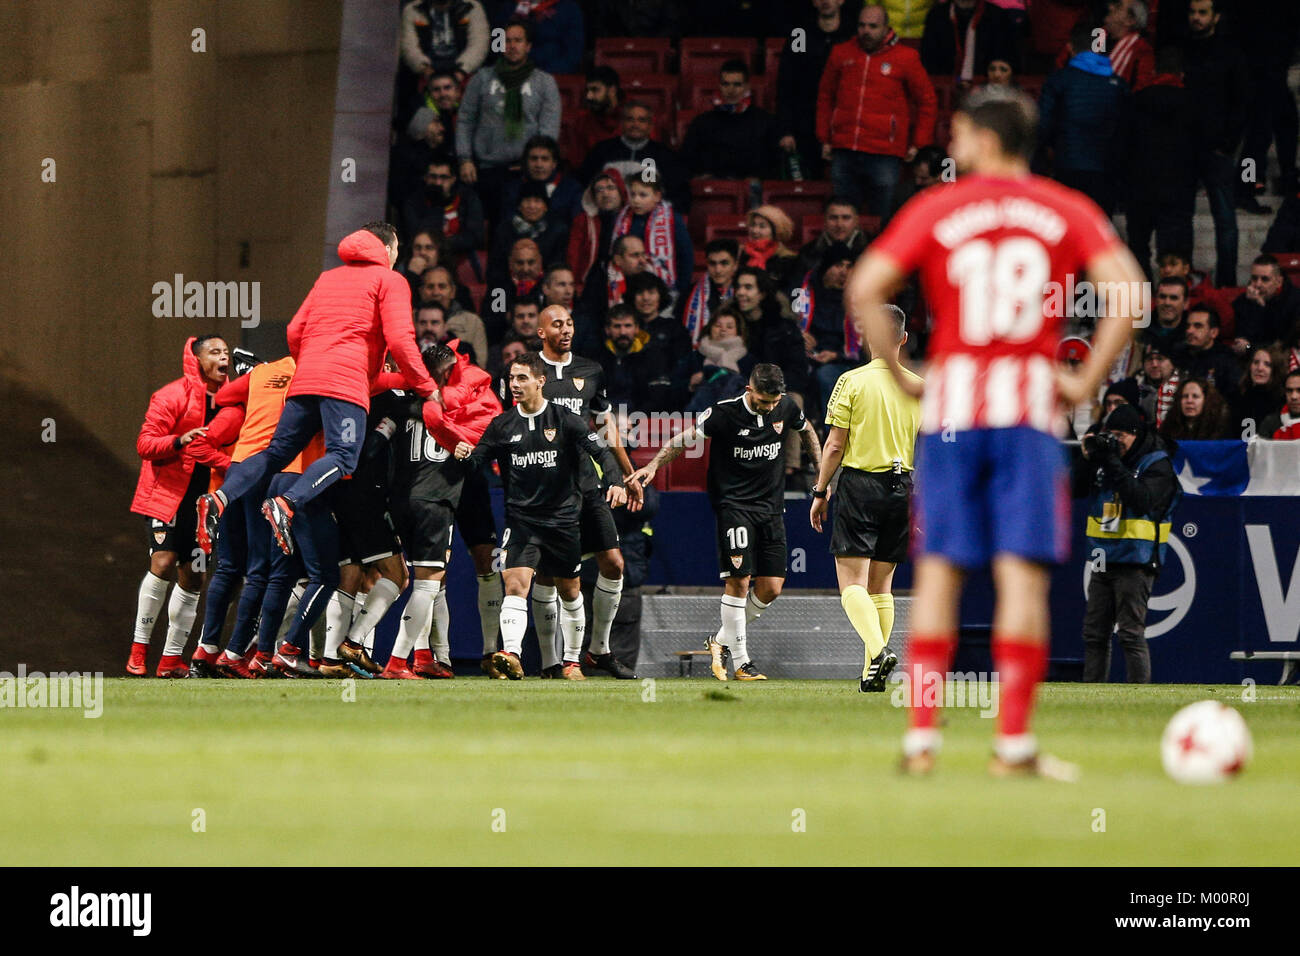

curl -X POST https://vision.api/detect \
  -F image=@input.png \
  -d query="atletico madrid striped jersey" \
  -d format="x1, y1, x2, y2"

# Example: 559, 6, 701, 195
870, 173, 1122, 435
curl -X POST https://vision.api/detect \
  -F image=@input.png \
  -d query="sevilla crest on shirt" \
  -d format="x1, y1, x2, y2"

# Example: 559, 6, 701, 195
572, 377, 585, 391
773, 421, 784, 435
543, 428, 556, 442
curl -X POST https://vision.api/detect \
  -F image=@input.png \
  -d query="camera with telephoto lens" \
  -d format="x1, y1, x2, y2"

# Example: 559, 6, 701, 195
1083, 430, 1121, 459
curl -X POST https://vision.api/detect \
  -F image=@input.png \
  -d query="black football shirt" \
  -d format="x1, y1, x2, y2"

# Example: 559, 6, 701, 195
698, 394, 807, 515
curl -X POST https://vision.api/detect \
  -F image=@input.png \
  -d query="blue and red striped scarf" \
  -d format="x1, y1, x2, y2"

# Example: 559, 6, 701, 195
683, 276, 733, 344
796, 270, 860, 359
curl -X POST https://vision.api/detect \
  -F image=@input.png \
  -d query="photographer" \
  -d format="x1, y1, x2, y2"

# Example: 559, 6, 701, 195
1074, 405, 1182, 683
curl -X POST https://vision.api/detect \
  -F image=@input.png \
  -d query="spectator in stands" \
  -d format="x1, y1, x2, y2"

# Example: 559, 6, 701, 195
400, 230, 448, 291
1174, 305, 1240, 402
882, 0, 935, 39
679, 59, 786, 182
567, 168, 628, 294
490, 180, 569, 269
1260, 369, 1300, 440
1037, 21, 1129, 216
801, 241, 861, 410
456, 18, 560, 226
921, 0, 1020, 81
599, 305, 650, 410
401, 0, 489, 79
1058, 336, 1101, 437
491, 332, 531, 405
1232, 347, 1287, 438
609, 170, 694, 306
626, 272, 690, 411
579, 101, 690, 212
734, 267, 811, 483
1182, 0, 1248, 287
589, 233, 650, 315
1075, 403, 1180, 683
1101, 378, 1141, 418
1158, 249, 1235, 331
485, 238, 546, 341
401, 154, 486, 260
777, 0, 857, 180
884, 143, 948, 224
426, 69, 463, 140
742, 205, 801, 290
500, 134, 583, 228
817, 4, 937, 216
489, 0, 584, 75
1126, 344, 1181, 428
682, 238, 740, 345
391, 106, 448, 210
1231, 254, 1300, 353
565, 67, 622, 171
414, 301, 450, 350
1102, 0, 1155, 90
1142, 276, 1190, 355
1161, 377, 1231, 438
1125, 47, 1196, 278
798, 196, 870, 277
986, 56, 1014, 86
1235, 1, 1300, 213
682, 307, 749, 412
507, 298, 541, 341
541, 263, 575, 312
417, 265, 489, 366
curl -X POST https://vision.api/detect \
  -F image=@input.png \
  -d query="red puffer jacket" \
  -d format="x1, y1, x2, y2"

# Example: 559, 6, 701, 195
816, 34, 937, 159
422, 338, 502, 450
286, 230, 436, 411
130, 337, 214, 521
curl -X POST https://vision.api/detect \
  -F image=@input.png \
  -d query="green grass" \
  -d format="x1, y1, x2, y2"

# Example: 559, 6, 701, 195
2, 679, 1297, 865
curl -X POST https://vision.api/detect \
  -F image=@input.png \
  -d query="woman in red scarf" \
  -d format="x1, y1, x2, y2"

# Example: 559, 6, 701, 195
741, 204, 801, 289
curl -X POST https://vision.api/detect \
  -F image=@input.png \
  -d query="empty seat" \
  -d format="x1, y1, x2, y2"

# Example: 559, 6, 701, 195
704, 214, 751, 244
594, 37, 672, 74
664, 445, 710, 491
763, 37, 784, 75
553, 74, 585, 117
678, 37, 756, 80
620, 72, 677, 125
761, 179, 832, 222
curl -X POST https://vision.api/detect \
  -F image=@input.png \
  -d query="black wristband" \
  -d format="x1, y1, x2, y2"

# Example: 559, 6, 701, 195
811, 486, 828, 499
173, 436, 183, 451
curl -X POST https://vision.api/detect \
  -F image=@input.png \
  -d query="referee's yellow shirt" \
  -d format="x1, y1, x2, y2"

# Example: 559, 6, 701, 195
825, 358, 923, 473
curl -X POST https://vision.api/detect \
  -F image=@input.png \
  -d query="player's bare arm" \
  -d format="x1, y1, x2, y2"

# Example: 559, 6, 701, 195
601, 412, 641, 511
810, 426, 848, 532
799, 421, 822, 474
848, 252, 921, 398
629, 425, 701, 487
1057, 246, 1147, 406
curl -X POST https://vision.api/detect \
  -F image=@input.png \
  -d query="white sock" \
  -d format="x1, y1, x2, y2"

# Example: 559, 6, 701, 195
396, 579, 440, 661
718, 594, 747, 666
349, 577, 401, 644
745, 591, 771, 624
433, 587, 451, 663
162, 586, 201, 656
499, 595, 528, 655
590, 574, 623, 656
133, 572, 170, 644
324, 590, 355, 659
532, 584, 560, 669
903, 728, 942, 757
277, 581, 307, 645
308, 616, 326, 660
478, 573, 503, 653
560, 595, 586, 663
994, 733, 1038, 764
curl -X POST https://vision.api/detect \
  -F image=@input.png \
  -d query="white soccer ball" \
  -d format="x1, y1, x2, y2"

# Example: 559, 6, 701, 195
1160, 700, 1253, 784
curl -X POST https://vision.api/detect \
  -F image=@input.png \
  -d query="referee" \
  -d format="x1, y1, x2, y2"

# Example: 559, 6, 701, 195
810, 305, 921, 692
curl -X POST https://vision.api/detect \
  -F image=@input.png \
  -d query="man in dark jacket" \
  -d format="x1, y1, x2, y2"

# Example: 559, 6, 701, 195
1182, 0, 1249, 286
680, 59, 786, 181
400, 154, 486, 257
803, 242, 860, 411
776, 0, 856, 180
1231, 254, 1300, 352
599, 305, 650, 411
627, 272, 691, 412
579, 102, 690, 212
920, 0, 1020, 80
1125, 47, 1197, 277
1173, 305, 1241, 401
1073, 404, 1181, 683
1037, 21, 1129, 215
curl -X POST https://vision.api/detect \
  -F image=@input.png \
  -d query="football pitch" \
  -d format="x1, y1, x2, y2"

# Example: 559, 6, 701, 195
3, 679, 1296, 866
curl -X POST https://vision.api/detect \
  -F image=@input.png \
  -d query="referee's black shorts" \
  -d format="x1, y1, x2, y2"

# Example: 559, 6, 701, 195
830, 467, 913, 563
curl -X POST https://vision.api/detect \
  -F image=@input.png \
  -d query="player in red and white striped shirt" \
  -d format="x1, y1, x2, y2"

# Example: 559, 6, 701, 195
849, 87, 1147, 778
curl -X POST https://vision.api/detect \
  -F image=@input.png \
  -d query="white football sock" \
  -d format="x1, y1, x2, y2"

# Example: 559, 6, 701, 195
133, 572, 170, 644
499, 595, 528, 655
478, 573, 503, 653
349, 577, 401, 644
718, 594, 747, 666
277, 580, 307, 645
589, 574, 623, 656
162, 586, 200, 656
324, 590, 355, 659
532, 584, 560, 669
994, 733, 1038, 764
433, 586, 451, 663
560, 595, 586, 663
396, 579, 440, 661
745, 590, 771, 624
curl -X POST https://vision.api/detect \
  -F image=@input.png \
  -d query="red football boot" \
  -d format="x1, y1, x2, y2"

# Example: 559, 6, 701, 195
126, 642, 148, 677
156, 654, 190, 679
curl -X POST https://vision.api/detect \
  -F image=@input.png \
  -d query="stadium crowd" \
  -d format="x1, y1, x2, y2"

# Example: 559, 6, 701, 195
126, 0, 1300, 679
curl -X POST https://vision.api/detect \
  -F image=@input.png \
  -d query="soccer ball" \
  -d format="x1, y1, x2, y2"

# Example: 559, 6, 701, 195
1160, 701, 1253, 784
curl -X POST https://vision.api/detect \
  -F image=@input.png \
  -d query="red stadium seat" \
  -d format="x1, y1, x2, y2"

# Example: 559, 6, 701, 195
1275, 253, 1300, 286
930, 75, 956, 112
678, 37, 756, 80
685, 73, 774, 112
801, 213, 824, 246
620, 72, 677, 126
704, 214, 750, 244
553, 74, 585, 117
594, 37, 672, 74
664, 445, 709, 491
674, 106, 702, 148
689, 181, 748, 244
763, 37, 784, 75
761, 179, 832, 222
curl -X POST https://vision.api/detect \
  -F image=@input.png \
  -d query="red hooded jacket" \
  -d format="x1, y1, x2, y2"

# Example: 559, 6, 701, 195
567, 166, 629, 293
131, 337, 220, 521
421, 339, 502, 450
816, 33, 937, 159
286, 230, 436, 411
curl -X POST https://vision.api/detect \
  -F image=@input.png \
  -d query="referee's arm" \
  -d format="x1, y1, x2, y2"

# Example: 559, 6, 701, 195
810, 426, 847, 532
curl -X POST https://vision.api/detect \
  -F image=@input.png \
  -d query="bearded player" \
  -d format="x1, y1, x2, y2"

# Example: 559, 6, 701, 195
849, 87, 1145, 778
